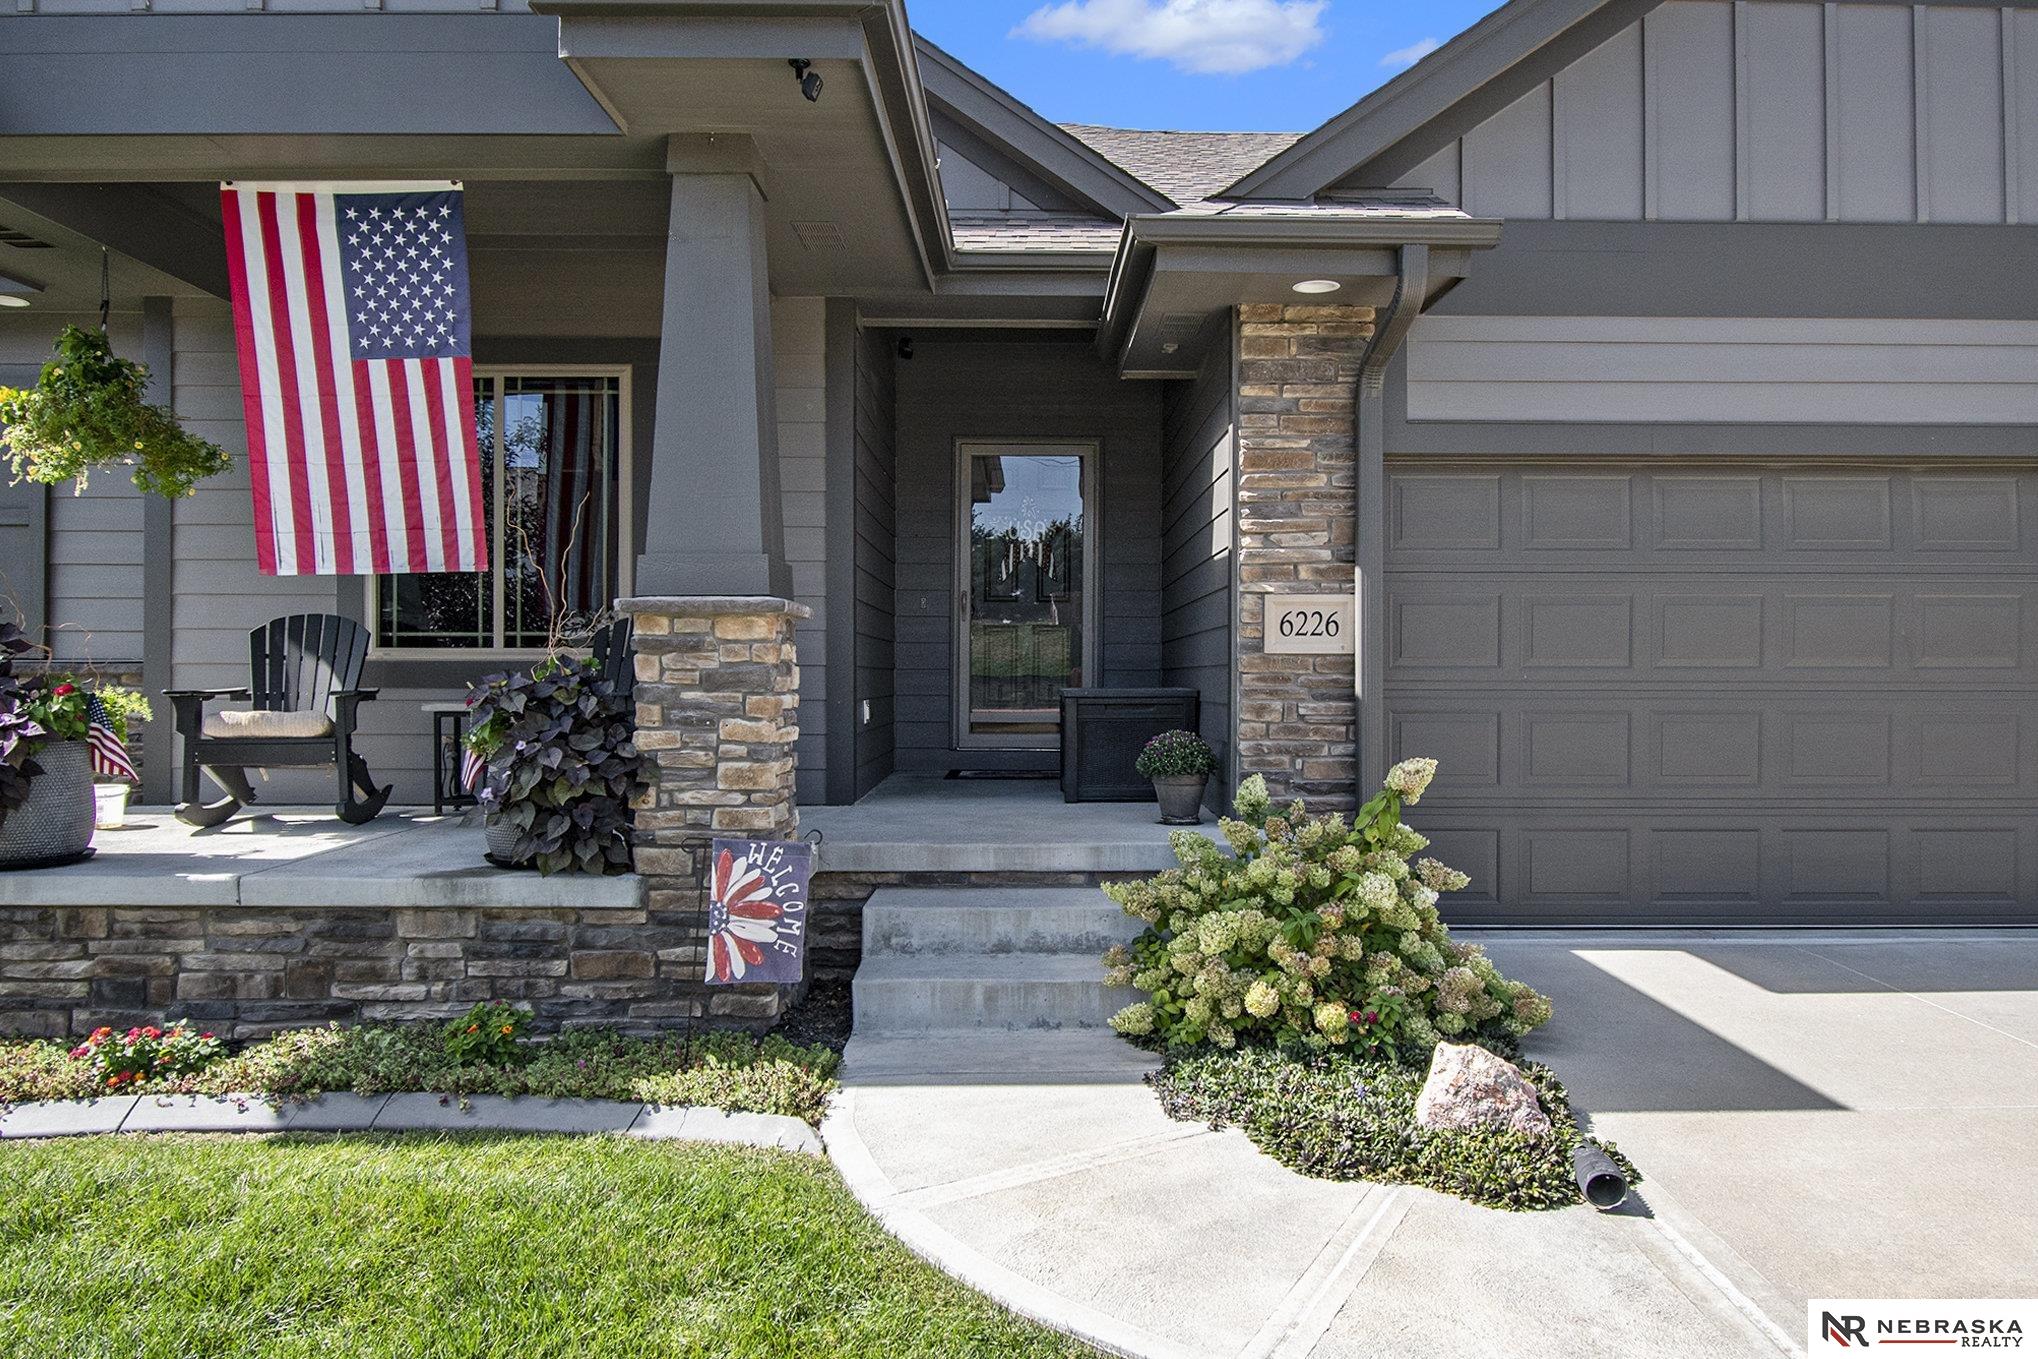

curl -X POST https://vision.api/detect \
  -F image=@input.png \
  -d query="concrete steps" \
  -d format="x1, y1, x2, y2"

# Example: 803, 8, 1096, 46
852, 886, 1145, 1037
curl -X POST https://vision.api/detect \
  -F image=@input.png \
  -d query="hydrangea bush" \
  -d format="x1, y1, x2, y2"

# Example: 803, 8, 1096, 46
1103, 759, 1551, 1058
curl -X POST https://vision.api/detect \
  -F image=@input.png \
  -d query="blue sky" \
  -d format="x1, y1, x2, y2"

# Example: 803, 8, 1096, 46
908, 0, 1504, 134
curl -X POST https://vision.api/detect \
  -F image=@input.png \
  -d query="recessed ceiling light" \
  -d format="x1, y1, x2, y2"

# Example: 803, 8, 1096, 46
0, 295, 29, 308
0, 272, 41, 307
1292, 279, 1341, 294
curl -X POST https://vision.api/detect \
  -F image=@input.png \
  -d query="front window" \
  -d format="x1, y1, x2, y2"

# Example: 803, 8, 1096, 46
374, 370, 627, 651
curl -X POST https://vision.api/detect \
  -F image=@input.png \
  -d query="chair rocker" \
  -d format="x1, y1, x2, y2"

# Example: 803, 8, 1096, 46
167, 613, 391, 828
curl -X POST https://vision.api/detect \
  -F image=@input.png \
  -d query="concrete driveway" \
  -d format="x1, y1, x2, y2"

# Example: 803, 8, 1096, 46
1493, 929, 2038, 1314
827, 929, 2038, 1359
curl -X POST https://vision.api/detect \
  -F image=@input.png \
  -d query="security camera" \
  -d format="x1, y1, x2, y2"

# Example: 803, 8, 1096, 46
789, 59, 823, 103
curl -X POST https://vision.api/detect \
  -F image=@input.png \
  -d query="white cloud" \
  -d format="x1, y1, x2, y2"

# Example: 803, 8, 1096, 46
1378, 36, 1441, 70
1014, 0, 1329, 76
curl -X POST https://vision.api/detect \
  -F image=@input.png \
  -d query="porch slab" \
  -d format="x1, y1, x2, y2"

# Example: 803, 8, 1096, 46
803, 775, 1197, 874
1, 809, 644, 910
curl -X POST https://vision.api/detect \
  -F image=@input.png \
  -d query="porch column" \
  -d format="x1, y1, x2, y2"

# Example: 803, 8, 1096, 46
623, 595, 809, 1025
636, 149, 791, 598
1235, 303, 1377, 812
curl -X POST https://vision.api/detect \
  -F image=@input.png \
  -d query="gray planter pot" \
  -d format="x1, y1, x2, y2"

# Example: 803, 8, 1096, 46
0, 740, 96, 866
1151, 774, 1209, 826
484, 813, 523, 865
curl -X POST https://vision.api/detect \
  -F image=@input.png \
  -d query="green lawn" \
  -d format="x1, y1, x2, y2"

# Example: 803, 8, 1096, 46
0, 1134, 1095, 1359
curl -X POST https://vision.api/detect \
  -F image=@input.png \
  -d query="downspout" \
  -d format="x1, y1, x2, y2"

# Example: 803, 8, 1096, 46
1352, 243, 1428, 798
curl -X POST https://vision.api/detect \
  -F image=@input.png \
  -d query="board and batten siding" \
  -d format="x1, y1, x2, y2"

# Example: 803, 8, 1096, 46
1159, 322, 1236, 804
892, 339, 1163, 773
772, 297, 829, 805
1406, 316, 2038, 425
1382, 0, 2038, 226
852, 324, 898, 799
1, 309, 147, 662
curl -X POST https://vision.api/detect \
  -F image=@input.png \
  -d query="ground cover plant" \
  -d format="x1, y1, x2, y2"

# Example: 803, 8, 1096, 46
0, 1134, 1099, 1359
1149, 1044, 1637, 1212
0, 1023, 839, 1125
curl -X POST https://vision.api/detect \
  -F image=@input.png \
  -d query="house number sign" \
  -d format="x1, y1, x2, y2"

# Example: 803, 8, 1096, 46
1264, 594, 1355, 656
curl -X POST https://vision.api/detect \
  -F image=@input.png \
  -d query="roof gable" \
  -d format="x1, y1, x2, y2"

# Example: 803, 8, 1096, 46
914, 37, 1171, 220
1058, 125, 1302, 208
1218, 0, 1660, 200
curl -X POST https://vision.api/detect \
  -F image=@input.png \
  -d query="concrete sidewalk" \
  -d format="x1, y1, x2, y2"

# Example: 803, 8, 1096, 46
825, 930, 2038, 1359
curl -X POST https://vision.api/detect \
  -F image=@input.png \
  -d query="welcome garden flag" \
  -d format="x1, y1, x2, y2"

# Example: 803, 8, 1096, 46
706, 839, 813, 985
220, 182, 487, 577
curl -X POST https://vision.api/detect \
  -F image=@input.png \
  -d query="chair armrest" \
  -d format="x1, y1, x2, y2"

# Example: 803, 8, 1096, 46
164, 688, 251, 701
329, 689, 380, 733
167, 688, 251, 738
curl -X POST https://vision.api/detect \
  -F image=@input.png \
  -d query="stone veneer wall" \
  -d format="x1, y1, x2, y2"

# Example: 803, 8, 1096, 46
1234, 303, 1375, 812
0, 904, 686, 1041
623, 596, 809, 1025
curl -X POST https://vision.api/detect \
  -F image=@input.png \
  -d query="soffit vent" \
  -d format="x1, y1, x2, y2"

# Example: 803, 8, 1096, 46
0, 224, 53, 250
792, 221, 844, 250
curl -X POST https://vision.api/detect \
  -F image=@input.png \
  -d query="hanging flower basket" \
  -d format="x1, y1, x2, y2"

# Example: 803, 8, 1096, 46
0, 324, 229, 498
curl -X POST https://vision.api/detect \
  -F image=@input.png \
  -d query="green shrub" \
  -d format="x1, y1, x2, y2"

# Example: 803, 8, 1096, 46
1134, 729, 1217, 780
443, 1001, 530, 1067
1103, 760, 1551, 1057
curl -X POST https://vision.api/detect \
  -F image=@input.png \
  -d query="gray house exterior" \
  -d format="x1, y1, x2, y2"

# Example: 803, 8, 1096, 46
0, 0, 2032, 924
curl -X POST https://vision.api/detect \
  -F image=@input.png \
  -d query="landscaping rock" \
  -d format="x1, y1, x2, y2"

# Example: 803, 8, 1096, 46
1413, 1042, 1552, 1138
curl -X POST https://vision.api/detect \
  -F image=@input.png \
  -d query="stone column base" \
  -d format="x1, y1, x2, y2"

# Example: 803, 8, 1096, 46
622, 596, 810, 1024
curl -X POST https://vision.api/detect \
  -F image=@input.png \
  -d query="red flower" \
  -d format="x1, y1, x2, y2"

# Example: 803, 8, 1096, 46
53, 682, 75, 696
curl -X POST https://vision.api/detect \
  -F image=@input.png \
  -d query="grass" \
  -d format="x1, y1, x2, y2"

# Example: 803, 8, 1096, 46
0, 1026, 839, 1125
0, 1133, 1097, 1359
1149, 1043, 1640, 1212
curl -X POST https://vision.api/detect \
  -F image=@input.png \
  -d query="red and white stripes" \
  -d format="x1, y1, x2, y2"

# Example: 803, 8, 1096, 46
220, 184, 486, 577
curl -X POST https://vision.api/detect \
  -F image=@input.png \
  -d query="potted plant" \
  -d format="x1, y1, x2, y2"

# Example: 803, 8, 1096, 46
1135, 729, 1217, 826
90, 686, 150, 829
0, 324, 229, 498
0, 624, 97, 866
463, 652, 646, 876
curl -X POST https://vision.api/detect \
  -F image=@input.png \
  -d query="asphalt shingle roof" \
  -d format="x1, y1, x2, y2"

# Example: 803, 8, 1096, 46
1057, 125, 1304, 208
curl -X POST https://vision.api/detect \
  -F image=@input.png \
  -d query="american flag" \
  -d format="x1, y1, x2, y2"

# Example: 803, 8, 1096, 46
220, 182, 488, 578
459, 743, 487, 794
84, 695, 138, 784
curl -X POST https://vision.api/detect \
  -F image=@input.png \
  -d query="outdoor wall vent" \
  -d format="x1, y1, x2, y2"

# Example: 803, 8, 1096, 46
0, 224, 54, 250
792, 221, 844, 250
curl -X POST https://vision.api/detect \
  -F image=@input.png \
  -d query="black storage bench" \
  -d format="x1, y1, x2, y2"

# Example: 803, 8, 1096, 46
1058, 688, 1202, 802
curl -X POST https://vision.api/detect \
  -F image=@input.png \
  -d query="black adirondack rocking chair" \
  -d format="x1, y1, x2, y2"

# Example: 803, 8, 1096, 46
167, 614, 392, 828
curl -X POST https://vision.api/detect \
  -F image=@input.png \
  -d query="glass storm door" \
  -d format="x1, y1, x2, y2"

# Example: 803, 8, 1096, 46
957, 444, 1094, 749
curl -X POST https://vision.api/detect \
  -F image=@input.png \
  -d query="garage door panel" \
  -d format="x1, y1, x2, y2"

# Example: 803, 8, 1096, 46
1387, 579, 2028, 680
1385, 459, 2037, 923
1432, 815, 2036, 925
1385, 465, 2038, 565
1391, 694, 2031, 803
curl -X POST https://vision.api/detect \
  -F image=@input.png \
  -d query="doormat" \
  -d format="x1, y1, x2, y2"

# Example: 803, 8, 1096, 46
944, 769, 1057, 780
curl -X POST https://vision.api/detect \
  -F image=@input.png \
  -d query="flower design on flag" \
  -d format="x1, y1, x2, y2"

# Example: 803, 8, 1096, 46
709, 846, 784, 982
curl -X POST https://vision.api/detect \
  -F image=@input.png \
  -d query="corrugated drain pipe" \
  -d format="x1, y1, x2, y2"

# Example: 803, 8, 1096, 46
1352, 244, 1429, 801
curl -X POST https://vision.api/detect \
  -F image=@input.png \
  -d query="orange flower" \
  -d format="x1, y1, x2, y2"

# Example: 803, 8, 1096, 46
500, 1024, 513, 1035
467, 1024, 479, 1033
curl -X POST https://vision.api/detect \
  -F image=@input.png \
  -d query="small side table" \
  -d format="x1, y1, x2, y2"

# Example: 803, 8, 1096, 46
421, 700, 477, 816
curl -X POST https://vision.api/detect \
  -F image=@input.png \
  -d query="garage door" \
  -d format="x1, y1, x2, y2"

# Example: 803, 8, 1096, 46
1383, 461, 2038, 924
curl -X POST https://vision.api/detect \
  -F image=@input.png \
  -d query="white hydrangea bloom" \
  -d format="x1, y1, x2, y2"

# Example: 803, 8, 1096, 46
1383, 757, 1438, 803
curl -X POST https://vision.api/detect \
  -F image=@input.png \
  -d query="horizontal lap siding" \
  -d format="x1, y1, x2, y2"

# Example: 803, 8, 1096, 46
1386, 460, 2038, 924
893, 340, 1162, 773
1407, 317, 2038, 425
853, 325, 897, 798
1159, 327, 1236, 803
172, 297, 344, 802
774, 298, 828, 805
